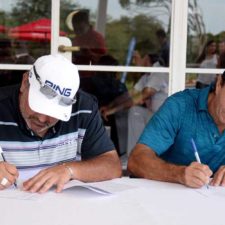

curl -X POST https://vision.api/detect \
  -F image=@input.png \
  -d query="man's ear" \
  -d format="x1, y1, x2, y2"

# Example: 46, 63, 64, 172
215, 75, 222, 94
20, 72, 29, 92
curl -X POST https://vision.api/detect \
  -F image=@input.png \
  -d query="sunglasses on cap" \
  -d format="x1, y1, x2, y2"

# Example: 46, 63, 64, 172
31, 66, 77, 106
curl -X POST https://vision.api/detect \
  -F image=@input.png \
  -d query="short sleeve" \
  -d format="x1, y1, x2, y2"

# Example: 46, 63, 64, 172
145, 72, 168, 92
81, 98, 115, 160
134, 74, 149, 92
138, 94, 185, 155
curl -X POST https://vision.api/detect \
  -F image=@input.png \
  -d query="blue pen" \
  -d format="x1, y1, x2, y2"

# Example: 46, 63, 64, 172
190, 138, 209, 189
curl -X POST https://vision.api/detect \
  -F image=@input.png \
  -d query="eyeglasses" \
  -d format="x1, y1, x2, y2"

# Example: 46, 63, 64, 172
31, 66, 77, 106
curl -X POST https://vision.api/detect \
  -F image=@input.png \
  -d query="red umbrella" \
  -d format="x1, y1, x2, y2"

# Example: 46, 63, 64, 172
0, 25, 7, 33
8, 18, 66, 41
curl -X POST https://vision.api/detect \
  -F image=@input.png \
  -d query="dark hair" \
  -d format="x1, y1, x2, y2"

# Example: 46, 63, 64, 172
72, 9, 89, 25
0, 38, 13, 61
221, 71, 225, 85
95, 54, 118, 78
218, 52, 225, 69
148, 53, 159, 65
97, 54, 118, 66
156, 29, 166, 38
196, 40, 216, 63
211, 71, 225, 92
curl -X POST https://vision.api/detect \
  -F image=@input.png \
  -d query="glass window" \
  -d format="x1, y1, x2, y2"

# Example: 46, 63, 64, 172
60, 0, 171, 156
186, 0, 225, 88
187, 0, 224, 68
61, 0, 171, 67
0, 0, 52, 64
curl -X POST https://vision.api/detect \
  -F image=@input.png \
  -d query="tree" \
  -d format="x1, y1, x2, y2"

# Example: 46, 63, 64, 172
9, 0, 77, 30
106, 14, 162, 65
10, 0, 51, 25
119, 0, 208, 64
119, 0, 171, 33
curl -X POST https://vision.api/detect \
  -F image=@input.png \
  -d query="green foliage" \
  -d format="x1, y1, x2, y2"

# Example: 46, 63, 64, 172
0, 11, 6, 25
119, 0, 130, 8
8, 0, 77, 29
106, 14, 162, 65
106, 17, 132, 64
3, 0, 163, 65
10, 0, 51, 25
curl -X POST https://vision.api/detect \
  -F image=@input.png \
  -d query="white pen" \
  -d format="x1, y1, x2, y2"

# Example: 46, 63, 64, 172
0, 147, 18, 188
190, 138, 209, 189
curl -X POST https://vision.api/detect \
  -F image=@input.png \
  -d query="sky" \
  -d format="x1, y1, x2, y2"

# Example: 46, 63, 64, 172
1, 0, 225, 35
198, 0, 225, 34
76, 0, 225, 35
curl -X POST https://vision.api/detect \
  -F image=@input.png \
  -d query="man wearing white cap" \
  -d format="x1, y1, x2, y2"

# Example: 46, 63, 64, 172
0, 54, 121, 193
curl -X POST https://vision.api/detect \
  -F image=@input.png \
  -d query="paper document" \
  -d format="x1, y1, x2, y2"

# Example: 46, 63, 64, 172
0, 188, 40, 201
63, 180, 111, 195
193, 184, 225, 198
0, 178, 137, 201
63, 179, 136, 195
194, 185, 213, 197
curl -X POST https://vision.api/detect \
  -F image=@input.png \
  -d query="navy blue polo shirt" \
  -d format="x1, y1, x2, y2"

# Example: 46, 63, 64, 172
0, 85, 115, 169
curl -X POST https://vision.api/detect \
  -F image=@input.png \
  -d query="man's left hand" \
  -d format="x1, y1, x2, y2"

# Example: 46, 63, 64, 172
22, 164, 72, 193
210, 166, 225, 187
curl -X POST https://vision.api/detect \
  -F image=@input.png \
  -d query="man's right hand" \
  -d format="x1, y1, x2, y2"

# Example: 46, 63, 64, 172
100, 106, 110, 121
0, 162, 18, 190
183, 162, 212, 188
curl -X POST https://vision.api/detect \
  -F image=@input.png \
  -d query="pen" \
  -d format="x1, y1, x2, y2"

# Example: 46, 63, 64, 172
190, 138, 209, 189
0, 147, 17, 188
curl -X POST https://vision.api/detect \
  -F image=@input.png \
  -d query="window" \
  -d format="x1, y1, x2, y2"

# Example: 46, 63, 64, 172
0, 0, 224, 156
186, 0, 225, 89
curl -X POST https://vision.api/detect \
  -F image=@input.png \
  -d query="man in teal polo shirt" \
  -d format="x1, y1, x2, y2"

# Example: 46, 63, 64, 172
128, 71, 225, 188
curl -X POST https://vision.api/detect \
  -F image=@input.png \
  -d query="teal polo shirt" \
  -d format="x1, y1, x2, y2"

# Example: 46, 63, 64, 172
139, 86, 225, 172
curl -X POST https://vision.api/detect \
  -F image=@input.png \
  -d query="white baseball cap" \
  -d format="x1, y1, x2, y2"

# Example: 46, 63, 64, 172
28, 54, 80, 121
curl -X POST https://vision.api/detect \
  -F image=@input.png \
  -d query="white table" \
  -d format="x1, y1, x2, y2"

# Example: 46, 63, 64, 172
0, 177, 224, 225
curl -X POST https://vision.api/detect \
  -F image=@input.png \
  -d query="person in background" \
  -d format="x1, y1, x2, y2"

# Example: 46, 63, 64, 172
217, 52, 225, 69
91, 55, 126, 108
11, 40, 36, 85
0, 54, 121, 193
156, 29, 170, 67
70, 9, 107, 93
128, 70, 225, 188
219, 40, 225, 55
196, 40, 218, 88
13, 40, 35, 65
91, 54, 127, 155
71, 9, 106, 65
101, 52, 168, 155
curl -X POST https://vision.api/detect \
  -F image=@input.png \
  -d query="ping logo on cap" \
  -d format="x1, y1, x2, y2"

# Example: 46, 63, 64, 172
45, 80, 72, 97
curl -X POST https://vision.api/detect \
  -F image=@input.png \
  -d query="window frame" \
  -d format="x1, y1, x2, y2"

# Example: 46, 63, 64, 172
0, 0, 223, 95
